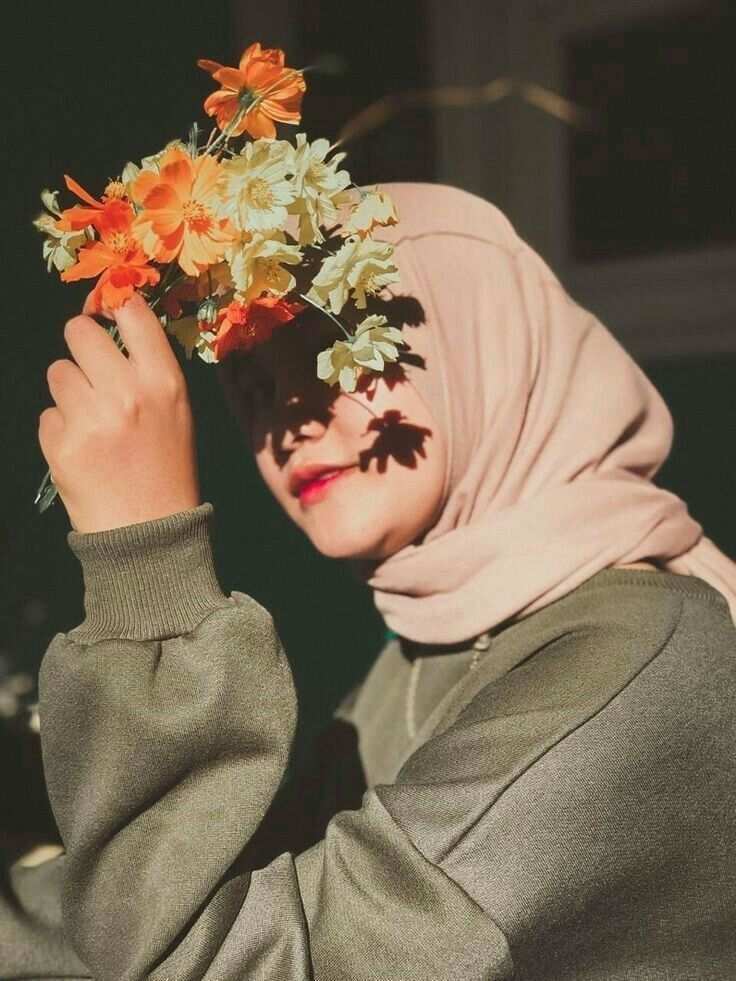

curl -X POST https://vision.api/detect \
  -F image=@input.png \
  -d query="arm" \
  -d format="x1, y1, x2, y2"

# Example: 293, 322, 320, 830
32, 502, 512, 981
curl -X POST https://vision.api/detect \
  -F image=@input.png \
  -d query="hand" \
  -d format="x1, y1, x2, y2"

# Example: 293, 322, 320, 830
39, 292, 201, 533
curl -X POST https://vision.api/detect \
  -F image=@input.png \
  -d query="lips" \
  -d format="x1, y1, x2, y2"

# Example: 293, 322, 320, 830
296, 465, 356, 503
289, 462, 353, 497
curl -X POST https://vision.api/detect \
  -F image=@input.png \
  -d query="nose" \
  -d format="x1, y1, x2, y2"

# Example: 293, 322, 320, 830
277, 389, 332, 451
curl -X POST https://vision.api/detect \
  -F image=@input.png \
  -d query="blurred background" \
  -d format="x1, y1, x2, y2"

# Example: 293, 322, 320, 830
1, 0, 734, 856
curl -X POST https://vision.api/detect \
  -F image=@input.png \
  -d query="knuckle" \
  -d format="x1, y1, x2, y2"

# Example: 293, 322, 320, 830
46, 359, 69, 384
63, 315, 92, 344
38, 406, 58, 436
118, 388, 143, 419
159, 372, 186, 401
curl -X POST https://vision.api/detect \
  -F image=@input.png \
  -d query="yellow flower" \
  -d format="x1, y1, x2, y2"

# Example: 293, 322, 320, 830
226, 230, 302, 302
316, 314, 405, 393
121, 141, 188, 197
307, 235, 400, 314
218, 138, 296, 233
343, 188, 399, 239
288, 133, 353, 245
131, 146, 235, 277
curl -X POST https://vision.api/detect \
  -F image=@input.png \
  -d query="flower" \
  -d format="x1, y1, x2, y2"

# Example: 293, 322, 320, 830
33, 190, 88, 273
342, 188, 399, 239
131, 146, 235, 276
217, 138, 296, 233
198, 42, 306, 140
165, 315, 217, 362
56, 175, 135, 237
316, 314, 406, 393
288, 133, 353, 245
60, 207, 160, 314
226, 230, 302, 302
212, 294, 305, 361
307, 235, 400, 314
120, 140, 188, 193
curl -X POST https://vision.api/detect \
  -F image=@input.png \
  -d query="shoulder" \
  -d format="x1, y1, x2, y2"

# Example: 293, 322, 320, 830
397, 574, 735, 792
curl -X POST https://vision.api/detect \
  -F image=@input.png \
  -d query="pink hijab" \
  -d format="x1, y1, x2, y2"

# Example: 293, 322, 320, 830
351, 182, 736, 644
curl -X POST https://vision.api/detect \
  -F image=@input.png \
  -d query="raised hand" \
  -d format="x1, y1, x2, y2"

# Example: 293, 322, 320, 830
38, 292, 201, 533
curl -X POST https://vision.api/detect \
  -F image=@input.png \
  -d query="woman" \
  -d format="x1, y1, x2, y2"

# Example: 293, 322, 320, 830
4, 183, 736, 979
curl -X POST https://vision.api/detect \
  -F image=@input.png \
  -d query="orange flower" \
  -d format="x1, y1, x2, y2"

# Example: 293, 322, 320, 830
56, 175, 134, 236
212, 294, 305, 361
198, 42, 306, 140
131, 146, 235, 277
60, 206, 159, 314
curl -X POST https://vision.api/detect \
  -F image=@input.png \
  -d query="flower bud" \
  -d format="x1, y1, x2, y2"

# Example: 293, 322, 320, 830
197, 296, 219, 324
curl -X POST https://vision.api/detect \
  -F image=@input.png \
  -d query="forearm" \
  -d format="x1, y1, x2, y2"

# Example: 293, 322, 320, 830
37, 505, 298, 979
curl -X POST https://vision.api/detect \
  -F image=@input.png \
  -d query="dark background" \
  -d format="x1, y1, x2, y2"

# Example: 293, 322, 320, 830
1, 0, 734, 848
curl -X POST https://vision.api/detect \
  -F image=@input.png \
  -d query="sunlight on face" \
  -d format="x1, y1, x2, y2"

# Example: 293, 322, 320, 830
217, 315, 447, 561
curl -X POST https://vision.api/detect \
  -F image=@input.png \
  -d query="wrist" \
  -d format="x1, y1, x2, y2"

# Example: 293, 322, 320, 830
66, 502, 232, 643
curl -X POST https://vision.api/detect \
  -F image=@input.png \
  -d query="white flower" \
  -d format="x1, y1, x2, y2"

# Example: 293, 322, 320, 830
307, 235, 400, 314
226, 230, 302, 302
343, 188, 399, 239
289, 133, 353, 245
33, 191, 88, 273
218, 138, 297, 233
316, 314, 405, 393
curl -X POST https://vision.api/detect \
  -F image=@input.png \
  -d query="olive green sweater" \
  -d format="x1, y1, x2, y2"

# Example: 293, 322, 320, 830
2, 501, 735, 980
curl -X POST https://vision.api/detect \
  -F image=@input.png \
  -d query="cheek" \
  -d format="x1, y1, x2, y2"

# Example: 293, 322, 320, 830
254, 442, 286, 501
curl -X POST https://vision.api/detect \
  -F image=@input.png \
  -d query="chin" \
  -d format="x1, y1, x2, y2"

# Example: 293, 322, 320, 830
300, 508, 399, 561
307, 526, 392, 561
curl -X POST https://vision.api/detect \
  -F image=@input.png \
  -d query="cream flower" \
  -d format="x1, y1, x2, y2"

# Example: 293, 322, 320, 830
33, 190, 89, 273
164, 315, 218, 363
307, 235, 400, 314
289, 133, 353, 245
217, 138, 296, 233
343, 188, 399, 239
226, 230, 302, 302
316, 314, 405, 393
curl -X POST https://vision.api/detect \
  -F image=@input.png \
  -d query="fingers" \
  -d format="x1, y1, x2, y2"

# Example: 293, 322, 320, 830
112, 292, 182, 382
37, 405, 64, 468
46, 358, 94, 423
63, 315, 131, 395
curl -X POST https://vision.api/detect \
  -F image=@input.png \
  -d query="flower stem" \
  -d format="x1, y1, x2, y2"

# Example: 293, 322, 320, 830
297, 292, 353, 341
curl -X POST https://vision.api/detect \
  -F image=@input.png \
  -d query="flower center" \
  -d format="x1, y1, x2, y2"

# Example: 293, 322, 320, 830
182, 198, 212, 232
356, 268, 379, 295
263, 259, 282, 285
108, 231, 132, 255
103, 181, 127, 200
247, 178, 275, 210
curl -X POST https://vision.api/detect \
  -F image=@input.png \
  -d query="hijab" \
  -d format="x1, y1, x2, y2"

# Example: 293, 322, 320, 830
350, 182, 736, 644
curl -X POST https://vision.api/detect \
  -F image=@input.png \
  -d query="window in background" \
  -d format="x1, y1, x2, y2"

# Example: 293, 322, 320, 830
566, 1, 736, 261
297, 0, 436, 186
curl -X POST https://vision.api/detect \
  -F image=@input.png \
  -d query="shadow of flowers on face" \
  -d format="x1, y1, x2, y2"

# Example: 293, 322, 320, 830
358, 409, 433, 473
216, 291, 431, 473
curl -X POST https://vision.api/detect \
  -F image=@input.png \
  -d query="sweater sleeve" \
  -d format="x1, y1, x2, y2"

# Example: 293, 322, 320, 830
27, 503, 513, 981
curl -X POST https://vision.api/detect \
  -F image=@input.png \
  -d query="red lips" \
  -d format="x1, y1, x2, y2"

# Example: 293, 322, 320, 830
289, 462, 353, 498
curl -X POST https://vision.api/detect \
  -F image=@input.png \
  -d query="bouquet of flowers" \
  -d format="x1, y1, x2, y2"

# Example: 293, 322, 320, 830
33, 42, 406, 513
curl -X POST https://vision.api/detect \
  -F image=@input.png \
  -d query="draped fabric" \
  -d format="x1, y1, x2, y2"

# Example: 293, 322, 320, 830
350, 183, 736, 643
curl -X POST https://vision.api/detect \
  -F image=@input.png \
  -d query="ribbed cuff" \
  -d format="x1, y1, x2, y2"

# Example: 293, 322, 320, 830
66, 502, 232, 643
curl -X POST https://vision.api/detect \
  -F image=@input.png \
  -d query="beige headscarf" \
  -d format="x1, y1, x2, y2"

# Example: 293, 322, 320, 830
350, 182, 736, 644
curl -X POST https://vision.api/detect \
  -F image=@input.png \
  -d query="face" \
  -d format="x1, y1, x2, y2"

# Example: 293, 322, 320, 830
217, 315, 447, 561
